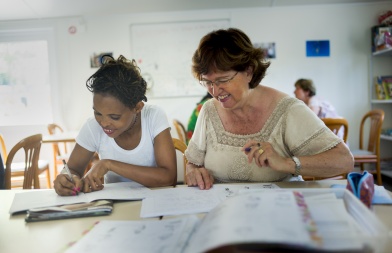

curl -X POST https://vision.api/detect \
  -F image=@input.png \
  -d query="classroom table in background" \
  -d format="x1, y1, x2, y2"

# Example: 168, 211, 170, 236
42, 131, 78, 144
1, 180, 391, 253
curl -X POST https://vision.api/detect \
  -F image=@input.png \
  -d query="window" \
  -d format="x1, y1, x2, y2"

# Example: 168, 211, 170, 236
0, 29, 54, 126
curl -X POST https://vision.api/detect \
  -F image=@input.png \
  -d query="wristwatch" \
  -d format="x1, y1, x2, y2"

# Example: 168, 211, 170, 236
292, 156, 301, 176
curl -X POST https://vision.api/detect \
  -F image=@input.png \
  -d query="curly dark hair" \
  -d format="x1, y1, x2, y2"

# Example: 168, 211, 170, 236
192, 28, 270, 89
86, 55, 147, 109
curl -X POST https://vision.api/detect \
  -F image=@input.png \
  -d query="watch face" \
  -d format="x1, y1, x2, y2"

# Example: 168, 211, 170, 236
292, 156, 301, 176
293, 156, 300, 167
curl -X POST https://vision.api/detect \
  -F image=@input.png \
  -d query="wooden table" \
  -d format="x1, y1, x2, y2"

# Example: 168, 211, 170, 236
1, 180, 391, 253
42, 131, 78, 144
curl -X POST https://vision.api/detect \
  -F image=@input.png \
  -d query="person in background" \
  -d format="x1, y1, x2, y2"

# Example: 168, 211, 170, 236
54, 55, 177, 196
187, 92, 213, 143
293, 78, 339, 118
294, 78, 345, 140
184, 28, 353, 190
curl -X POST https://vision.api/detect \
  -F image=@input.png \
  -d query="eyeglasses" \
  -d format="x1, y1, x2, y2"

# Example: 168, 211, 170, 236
199, 72, 238, 89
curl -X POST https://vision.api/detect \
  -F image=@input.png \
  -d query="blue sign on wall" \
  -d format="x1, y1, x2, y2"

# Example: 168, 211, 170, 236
306, 40, 330, 57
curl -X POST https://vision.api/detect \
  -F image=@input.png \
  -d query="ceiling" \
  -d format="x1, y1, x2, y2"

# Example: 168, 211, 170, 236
0, 0, 387, 22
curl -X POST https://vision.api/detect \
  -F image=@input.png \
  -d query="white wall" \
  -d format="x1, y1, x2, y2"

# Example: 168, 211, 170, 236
1, 2, 391, 180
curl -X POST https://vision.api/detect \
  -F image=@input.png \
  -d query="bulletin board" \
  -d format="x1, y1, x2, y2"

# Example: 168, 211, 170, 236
130, 19, 230, 98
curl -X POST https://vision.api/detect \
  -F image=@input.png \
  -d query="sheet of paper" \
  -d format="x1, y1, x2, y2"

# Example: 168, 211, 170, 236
214, 183, 279, 197
65, 216, 199, 253
9, 181, 151, 214
140, 186, 227, 218
140, 184, 279, 218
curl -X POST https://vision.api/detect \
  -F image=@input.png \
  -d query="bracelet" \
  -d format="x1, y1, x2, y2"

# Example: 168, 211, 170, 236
292, 156, 301, 176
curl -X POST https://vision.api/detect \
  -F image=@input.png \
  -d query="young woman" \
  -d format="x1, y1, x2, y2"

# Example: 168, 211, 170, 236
54, 55, 176, 196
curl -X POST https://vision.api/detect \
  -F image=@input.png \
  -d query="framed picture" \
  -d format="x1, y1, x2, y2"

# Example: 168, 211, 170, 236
306, 40, 330, 57
90, 52, 113, 68
253, 42, 276, 59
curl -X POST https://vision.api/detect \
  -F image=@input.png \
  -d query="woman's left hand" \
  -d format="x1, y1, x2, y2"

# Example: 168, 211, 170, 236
242, 140, 288, 172
82, 160, 109, 193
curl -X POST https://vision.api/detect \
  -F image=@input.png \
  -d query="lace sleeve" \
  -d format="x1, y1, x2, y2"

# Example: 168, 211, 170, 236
184, 100, 211, 166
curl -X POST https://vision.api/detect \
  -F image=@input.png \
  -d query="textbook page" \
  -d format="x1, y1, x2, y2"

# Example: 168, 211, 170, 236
65, 216, 199, 253
184, 191, 317, 253
9, 181, 151, 214
140, 186, 225, 218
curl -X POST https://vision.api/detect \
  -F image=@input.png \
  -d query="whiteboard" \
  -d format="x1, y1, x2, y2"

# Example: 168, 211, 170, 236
130, 19, 230, 98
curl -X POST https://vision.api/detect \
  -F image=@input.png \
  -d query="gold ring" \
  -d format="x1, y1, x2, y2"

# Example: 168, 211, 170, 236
258, 148, 264, 155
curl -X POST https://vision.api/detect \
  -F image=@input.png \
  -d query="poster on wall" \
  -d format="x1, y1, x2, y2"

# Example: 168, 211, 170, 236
306, 40, 330, 57
0, 40, 53, 126
90, 52, 113, 68
253, 42, 276, 59
130, 19, 230, 98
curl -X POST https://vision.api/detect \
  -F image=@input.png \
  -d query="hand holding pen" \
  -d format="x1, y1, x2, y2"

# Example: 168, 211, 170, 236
242, 141, 266, 167
61, 160, 81, 196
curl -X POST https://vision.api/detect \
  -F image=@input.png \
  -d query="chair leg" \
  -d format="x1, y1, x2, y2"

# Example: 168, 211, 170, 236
34, 173, 40, 189
360, 163, 365, 172
46, 169, 51, 188
53, 159, 59, 178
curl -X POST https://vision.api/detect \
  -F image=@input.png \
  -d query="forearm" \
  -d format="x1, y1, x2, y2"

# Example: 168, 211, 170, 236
105, 159, 176, 187
284, 143, 354, 177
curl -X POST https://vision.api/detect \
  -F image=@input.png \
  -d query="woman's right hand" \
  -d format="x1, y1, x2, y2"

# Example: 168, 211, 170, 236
53, 174, 83, 196
186, 163, 214, 190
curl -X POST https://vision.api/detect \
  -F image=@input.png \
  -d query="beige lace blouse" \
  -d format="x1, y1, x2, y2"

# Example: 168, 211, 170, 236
184, 96, 341, 183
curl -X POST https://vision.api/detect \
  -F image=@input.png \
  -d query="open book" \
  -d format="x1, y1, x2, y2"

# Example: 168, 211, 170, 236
65, 189, 388, 253
9, 181, 151, 214
25, 200, 113, 222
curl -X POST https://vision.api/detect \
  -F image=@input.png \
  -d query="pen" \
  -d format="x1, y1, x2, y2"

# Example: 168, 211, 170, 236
62, 159, 74, 183
245, 147, 251, 152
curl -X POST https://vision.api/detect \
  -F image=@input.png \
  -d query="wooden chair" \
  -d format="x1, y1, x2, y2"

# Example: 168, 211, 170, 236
173, 119, 187, 144
172, 138, 188, 184
4, 134, 47, 189
322, 118, 349, 143
351, 109, 384, 185
304, 117, 349, 181
47, 123, 72, 177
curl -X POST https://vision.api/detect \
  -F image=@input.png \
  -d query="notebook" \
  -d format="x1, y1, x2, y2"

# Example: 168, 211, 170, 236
25, 200, 113, 222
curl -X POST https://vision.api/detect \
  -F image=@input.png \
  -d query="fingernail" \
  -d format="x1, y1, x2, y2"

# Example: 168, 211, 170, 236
77, 187, 81, 192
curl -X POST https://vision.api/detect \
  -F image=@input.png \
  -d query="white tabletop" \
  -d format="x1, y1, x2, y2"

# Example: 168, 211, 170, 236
1, 180, 391, 253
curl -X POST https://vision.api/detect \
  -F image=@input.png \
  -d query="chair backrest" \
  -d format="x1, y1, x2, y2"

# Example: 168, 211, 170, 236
0, 133, 7, 160
47, 123, 68, 156
359, 109, 384, 154
5, 134, 43, 189
172, 138, 187, 184
321, 118, 349, 143
173, 120, 187, 144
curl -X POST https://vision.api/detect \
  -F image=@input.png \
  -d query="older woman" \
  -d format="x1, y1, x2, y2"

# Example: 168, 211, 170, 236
184, 28, 353, 190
